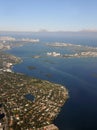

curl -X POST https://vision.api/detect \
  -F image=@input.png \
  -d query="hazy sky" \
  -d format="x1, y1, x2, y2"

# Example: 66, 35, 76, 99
0, 0, 97, 32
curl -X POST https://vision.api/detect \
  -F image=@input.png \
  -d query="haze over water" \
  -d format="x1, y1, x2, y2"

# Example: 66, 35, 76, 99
6, 33, 97, 130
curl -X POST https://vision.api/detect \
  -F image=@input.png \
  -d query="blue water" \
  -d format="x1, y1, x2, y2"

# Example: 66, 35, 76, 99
6, 35, 97, 130
24, 94, 35, 102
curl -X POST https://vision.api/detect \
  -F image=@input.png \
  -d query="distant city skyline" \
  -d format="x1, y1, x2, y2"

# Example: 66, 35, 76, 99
0, 0, 97, 32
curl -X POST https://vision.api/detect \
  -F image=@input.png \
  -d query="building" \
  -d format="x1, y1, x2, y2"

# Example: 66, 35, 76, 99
43, 124, 59, 130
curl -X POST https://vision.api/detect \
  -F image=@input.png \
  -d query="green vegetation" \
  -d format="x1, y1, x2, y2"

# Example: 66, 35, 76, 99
0, 72, 68, 129
0, 38, 69, 130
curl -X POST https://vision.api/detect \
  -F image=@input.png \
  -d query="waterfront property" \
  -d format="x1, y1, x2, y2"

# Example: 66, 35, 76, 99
0, 72, 68, 129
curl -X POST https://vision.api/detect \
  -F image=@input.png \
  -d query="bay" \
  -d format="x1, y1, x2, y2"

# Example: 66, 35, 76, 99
6, 35, 97, 130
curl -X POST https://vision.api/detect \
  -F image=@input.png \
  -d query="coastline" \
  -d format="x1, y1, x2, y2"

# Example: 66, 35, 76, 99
0, 41, 69, 130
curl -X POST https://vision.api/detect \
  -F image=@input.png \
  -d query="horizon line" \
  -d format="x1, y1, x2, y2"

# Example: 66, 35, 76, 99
0, 29, 97, 33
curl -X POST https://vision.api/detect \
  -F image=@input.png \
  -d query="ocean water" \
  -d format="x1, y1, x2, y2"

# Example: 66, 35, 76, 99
6, 35, 97, 130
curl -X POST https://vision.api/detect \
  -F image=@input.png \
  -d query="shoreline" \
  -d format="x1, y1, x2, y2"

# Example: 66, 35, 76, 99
0, 42, 69, 130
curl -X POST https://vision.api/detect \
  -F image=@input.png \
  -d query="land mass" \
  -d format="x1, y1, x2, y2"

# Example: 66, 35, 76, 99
0, 72, 68, 130
46, 42, 97, 58
0, 37, 69, 130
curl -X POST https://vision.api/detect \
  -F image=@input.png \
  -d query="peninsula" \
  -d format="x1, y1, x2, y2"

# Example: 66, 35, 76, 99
0, 37, 69, 130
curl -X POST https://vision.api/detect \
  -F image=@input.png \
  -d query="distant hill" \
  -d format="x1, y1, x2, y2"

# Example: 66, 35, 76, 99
0, 30, 97, 38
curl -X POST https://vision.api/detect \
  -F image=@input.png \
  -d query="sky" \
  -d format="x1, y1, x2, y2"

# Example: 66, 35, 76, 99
0, 0, 97, 32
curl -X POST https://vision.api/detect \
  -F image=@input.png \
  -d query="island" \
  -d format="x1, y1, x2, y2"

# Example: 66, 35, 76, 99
0, 37, 69, 130
46, 42, 97, 58
0, 36, 39, 43
0, 36, 40, 52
